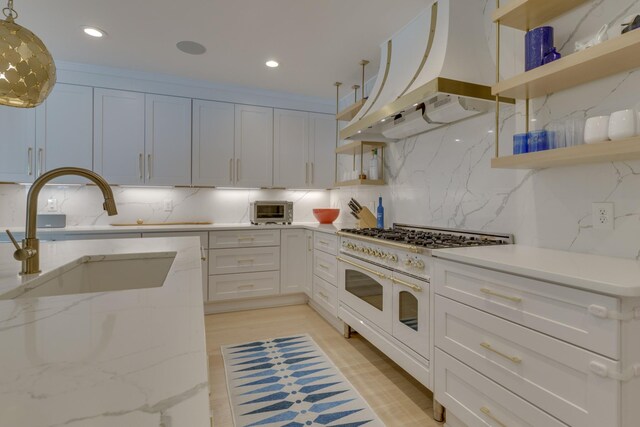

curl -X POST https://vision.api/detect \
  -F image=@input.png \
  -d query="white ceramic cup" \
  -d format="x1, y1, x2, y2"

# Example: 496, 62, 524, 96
584, 115, 610, 144
608, 109, 637, 141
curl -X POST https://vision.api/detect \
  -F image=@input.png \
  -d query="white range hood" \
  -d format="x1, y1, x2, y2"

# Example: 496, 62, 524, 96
341, 0, 513, 142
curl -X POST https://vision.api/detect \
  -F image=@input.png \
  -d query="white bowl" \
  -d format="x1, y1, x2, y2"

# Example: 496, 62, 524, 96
608, 109, 637, 141
584, 115, 610, 144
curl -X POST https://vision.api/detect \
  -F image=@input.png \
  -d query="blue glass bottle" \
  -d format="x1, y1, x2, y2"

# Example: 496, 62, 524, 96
376, 196, 384, 229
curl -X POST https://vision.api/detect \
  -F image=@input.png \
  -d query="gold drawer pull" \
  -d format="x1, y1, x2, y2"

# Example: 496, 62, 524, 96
319, 240, 330, 245
480, 407, 507, 427
480, 287, 522, 303
480, 342, 522, 364
237, 258, 255, 264
238, 236, 256, 241
318, 291, 329, 300
318, 263, 331, 270
391, 277, 422, 292
238, 284, 255, 289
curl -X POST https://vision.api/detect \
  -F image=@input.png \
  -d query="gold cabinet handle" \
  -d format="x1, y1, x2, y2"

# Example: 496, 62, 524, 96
310, 162, 314, 184
318, 291, 329, 300
480, 406, 508, 427
200, 247, 207, 261
147, 154, 152, 180
139, 153, 144, 180
337, 256, 388, 280
236, 159, 240, 181
318, 262, 331, 270
305, 162, 309, 185
480, 287, 522, 303
237, 236, 255, 241
391, 277, 422, 292
229, 158, 234, 182
27, 147, 33, 176
37, 148, 44, 177
307, 235, 312, 251
319, 240, 330, 245
480, 342, 522, 364
238, 284, 255, 289
237, 258, 255, 264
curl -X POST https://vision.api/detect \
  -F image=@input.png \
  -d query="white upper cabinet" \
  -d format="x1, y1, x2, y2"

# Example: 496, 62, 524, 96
192, 100, 235, 187
308, 113, 336, 189
145, 94, 192, 186
0, 105, 36, 183
274, 109, 309, 188
35, 84, 94, 184
234, 105, 273, 188
273, 110, 335, 189
94, 89, 146, 185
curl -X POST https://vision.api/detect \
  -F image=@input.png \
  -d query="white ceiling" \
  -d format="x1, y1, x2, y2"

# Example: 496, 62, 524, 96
14, 0, 429, 100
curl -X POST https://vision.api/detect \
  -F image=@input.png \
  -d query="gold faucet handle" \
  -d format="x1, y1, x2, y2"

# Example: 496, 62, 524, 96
5, 230, 36, 261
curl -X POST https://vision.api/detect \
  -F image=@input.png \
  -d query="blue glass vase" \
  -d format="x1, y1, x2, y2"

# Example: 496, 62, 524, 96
525, 26, 554, 71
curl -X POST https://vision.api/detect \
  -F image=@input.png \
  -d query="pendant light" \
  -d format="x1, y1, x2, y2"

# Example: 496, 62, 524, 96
0, 0, 56, 108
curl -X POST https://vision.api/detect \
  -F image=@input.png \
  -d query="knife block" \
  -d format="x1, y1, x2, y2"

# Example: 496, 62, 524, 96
357, 207, 378, 228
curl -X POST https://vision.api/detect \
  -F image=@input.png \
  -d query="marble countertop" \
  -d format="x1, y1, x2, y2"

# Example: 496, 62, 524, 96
4, 222, 344, 236
0, 237, 210, 426
433, 244, 640, 297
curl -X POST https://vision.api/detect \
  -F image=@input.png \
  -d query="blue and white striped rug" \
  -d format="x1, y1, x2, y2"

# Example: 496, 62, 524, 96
221, 334, 385, 427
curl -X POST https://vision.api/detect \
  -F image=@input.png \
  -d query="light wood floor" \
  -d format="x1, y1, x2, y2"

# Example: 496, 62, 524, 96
205, 304, 442, 427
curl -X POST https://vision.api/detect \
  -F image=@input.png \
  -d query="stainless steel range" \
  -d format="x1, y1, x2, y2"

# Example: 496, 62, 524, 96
335, 223, 513, 390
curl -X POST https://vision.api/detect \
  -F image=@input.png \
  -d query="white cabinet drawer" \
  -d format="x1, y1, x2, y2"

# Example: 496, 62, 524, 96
314, 250, 337, 285
313, 275, 338, 317
436, 295, 619, 427
208, 271, 280, 301
435, 349, 569, 427
209, 247, 280, 275
435, 259, 620, 359
208, 229, 280, 249
314, 232, 338, 255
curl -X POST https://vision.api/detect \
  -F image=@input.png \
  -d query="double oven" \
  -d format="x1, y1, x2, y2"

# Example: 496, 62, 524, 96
337, 235, 431, 361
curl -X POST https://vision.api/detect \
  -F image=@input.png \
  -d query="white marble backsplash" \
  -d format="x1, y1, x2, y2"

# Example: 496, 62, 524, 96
0, 185, 331, 226
332, 0, 640, 260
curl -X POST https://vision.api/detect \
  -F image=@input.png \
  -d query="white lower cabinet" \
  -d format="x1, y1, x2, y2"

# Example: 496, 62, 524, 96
209, 271, 280, 301
313, 275, 338, 317
435, 349, 568, 427
434, 259, 629, 427
436, 295, 618, 427
209, 247, 280, 275
313, 249, 338, 285
207, 229, 312, 304
280, 229, 307, 294
304, 230, 313, 297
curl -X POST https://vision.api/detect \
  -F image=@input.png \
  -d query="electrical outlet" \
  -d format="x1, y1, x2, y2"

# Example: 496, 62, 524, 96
46, 198, 57, 212
592, 202, 614, 230
163, 199, 173, 212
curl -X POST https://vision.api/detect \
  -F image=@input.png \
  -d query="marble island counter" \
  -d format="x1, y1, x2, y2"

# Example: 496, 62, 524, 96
0, 237, 210, 427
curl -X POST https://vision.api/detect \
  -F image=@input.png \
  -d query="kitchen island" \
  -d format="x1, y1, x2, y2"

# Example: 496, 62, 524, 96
0, 237, 210, 427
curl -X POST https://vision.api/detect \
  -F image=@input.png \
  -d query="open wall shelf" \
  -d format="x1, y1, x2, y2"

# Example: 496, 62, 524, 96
491, 137, 640, 169
492, 29, 640, 99
492, 0, 590, 31
336, 99, 366, 122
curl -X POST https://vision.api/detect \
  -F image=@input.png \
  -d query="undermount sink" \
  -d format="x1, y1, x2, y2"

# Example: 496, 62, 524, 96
0, 252, 177, 300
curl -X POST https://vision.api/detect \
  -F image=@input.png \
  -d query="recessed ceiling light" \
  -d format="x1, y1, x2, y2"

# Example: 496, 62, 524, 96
177, 41, 207, 55
266, 60, 279, 68
83, 27, 106, 38
455, 138, 462, 142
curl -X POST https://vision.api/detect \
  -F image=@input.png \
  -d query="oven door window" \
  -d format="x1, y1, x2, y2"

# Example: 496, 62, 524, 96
257, 205, 284, 219
398, 291, 418, 331
345, 269, 383, 311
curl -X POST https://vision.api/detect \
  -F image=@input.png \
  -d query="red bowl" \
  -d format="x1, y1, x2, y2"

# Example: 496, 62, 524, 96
313, 208, 340, 224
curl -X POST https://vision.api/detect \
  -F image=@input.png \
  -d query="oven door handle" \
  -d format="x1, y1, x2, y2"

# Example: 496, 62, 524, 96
391, 277, 423, 292
337, 256, 388, 280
